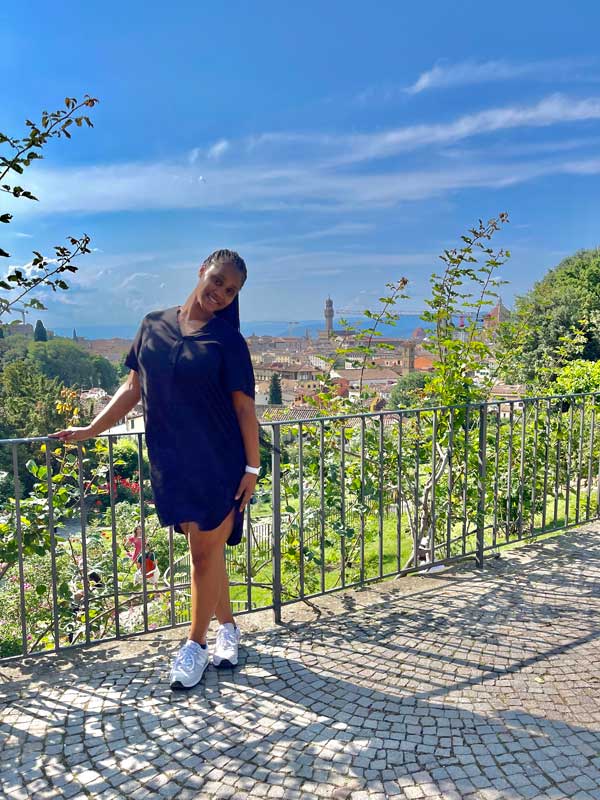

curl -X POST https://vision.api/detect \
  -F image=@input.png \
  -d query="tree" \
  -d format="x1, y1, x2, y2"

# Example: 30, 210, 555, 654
0, 359, 65, 437
269, 373, 282, 405
1, 95, 98, 318
501, 249, 600, 385
388, 371, 428, 409
91, 355, 119, 392
0, 333, 29, 367
421, 214, 510, 406
116, 353, 130, 379
33, 319, 47, 342
551, 359, 600, 395
27, 338, 118, 391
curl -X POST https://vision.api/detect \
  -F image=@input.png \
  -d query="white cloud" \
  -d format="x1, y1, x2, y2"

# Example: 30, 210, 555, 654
405, 58, 595, 94
7, 151, 600, 217
2, 258, 56, 282
332, 94, 600, 164
244, 94, 600, 167
189, 140, 229, 163
117, 271, 158, 290
5, 94, 600, 217
14, 232, 33, 238
293, 222, 375, 240
207, 139, 230, 160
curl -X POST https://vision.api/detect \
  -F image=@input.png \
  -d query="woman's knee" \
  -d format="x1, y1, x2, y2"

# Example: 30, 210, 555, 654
185, 528, 225, 568
190, 541, 222, 569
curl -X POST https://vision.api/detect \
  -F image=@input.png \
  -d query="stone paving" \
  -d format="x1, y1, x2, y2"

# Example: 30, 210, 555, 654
1, 527, 600, 800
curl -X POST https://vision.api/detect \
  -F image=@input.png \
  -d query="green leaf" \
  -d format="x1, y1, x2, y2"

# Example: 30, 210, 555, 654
25, 459, 39, 477
35, 584, 47, 596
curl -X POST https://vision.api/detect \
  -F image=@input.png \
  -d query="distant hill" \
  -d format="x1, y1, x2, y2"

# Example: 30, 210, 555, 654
52, 315, 426, 341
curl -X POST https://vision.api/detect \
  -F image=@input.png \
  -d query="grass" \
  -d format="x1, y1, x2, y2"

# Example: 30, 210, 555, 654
227, 488, 597, 612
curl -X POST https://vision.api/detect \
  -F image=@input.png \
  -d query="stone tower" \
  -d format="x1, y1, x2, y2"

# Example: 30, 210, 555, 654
324, 296, 334, 337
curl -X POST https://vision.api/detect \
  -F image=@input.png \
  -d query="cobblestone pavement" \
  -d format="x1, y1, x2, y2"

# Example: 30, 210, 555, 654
1, 528, 600, 800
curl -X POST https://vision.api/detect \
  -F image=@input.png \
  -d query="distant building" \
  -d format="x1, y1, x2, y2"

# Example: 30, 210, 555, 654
324, 297, 334, 337
5, 322, 34, 337
4, 320, 55, 338
344, 341, 416, 374
317, 296, 348, 339
79, 338, 133, 363
80, 387, 111, 416
483, 299, 511, 330
414, 348, 435, 371
489, 382, 526, 418
307, 354, 330, 371
254, 363, 319, 382
106, 404, 144, 435
330, 367, 400, 394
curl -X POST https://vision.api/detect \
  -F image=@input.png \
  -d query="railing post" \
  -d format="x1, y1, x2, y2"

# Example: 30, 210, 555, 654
476, 403, 488, 569
271, 425, 282, 623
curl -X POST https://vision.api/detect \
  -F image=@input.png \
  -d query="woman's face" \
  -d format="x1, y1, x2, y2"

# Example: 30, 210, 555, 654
196, 261, 243, 314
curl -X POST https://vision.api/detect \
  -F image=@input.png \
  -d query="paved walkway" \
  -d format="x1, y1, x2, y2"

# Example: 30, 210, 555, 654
1, 528, 599, 800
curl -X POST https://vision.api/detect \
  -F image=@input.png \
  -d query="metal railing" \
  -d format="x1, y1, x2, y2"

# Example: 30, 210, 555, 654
1, 391, 598, 660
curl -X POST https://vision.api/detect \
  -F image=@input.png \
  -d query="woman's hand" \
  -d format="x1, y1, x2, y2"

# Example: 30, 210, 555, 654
235, 472, 257, 512
48, 426, 95, 443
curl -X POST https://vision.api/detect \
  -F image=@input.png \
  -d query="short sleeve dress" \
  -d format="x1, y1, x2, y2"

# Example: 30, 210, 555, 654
124, 306, 255, 546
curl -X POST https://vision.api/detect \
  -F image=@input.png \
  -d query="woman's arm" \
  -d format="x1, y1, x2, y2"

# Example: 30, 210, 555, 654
233, 391, 260, 467
232, 391, 260, 510
50, 370, 142, 442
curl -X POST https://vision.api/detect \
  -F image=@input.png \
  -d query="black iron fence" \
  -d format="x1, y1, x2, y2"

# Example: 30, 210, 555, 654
1, 392, 598, 660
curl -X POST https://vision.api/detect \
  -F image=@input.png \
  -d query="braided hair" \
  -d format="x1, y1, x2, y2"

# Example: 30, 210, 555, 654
202, 249, 277, 456
202, 249, 247, 287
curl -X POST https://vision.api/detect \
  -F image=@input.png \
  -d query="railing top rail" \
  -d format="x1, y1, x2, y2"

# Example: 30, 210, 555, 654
0, 431, 149, 446
262, 390, 600, 428
0, 435, 52, 445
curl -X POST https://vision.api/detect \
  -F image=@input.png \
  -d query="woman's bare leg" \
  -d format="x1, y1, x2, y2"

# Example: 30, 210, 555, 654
184, 510, 235, 645
214, 561, 235, 626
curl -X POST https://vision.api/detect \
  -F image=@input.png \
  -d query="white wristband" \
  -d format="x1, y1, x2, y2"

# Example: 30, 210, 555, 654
245, 465, 260, 475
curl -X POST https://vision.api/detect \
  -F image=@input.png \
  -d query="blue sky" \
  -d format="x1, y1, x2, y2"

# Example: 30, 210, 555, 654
3, 1, 600, 333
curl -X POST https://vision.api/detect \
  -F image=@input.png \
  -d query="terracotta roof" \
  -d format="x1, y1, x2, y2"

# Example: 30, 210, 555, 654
256, 405, 323, 422
333, 368, 399, 382
414, 355, 434, 370
489, 383, 526, 400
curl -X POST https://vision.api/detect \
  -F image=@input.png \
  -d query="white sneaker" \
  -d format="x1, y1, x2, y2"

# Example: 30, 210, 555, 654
212, 623, 241, 668
169, 640, 209, 690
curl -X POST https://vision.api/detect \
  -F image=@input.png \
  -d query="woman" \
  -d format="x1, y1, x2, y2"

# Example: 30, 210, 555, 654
127, 524, 160, 586
126, 525, 143, 564
51, 249, 260, 689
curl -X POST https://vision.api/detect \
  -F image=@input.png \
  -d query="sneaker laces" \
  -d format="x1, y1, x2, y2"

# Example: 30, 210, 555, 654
174, 641, 201, 671
217, 625, 237, 649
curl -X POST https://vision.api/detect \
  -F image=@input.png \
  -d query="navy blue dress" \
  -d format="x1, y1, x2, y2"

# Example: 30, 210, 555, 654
124, 306, 255, 546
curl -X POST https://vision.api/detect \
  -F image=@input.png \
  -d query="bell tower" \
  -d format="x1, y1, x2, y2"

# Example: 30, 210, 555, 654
324, 297, 334, 337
